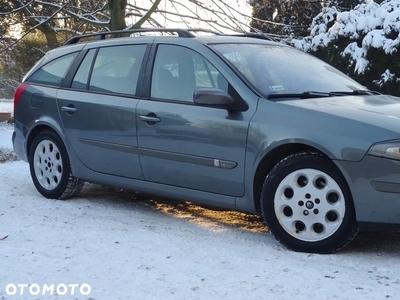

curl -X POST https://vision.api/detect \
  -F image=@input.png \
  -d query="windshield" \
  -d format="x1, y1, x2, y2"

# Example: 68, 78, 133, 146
210, 43, 365, 99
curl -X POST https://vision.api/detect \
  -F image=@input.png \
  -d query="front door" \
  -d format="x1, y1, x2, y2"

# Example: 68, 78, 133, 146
137, 44, 252, 196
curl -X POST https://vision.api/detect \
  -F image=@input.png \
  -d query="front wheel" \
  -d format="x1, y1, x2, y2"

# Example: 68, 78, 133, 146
261, 152, 358, 253
29, 130, 83, 199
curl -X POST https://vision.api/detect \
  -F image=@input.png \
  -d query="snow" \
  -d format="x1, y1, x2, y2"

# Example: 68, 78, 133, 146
0, 123, 13, 150
0, 99, 13, 114
293, 0, 400, 76
373, 69, 398, 86
1, 125, 400, 299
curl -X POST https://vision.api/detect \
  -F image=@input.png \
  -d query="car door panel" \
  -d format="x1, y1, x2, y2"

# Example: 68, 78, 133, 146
57, 91, 143, 179
137, 101, 248, 196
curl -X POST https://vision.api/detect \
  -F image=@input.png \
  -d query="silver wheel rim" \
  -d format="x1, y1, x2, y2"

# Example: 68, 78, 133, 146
274, 168, 346, 242
33, 140, 63, 191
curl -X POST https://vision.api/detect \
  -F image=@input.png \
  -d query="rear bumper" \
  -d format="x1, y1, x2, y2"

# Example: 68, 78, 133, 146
12, 121, 28, 162
337, 156, 400, 227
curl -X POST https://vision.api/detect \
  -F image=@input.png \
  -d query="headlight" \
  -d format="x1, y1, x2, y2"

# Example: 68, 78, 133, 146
368, 142, 400, 160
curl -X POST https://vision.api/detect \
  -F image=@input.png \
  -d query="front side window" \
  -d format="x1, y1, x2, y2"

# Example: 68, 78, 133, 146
28, 53, 77, 86
151, 45, 228, 102
88, 44, 146, 95
210, 43, 365, 99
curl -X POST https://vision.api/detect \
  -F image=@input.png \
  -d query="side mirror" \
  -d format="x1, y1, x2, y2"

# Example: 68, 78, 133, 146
193, 88, 240, 110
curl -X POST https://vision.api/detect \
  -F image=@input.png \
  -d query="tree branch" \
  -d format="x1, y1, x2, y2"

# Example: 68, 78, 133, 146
131, 0, 162, 29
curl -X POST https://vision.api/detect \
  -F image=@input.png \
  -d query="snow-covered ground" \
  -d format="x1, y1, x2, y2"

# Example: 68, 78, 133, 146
0, 99, 13, 113
1, 121, 400, 300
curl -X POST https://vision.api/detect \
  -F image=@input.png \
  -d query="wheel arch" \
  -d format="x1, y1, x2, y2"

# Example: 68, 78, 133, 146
252, 142, 333, 214
26, 120, 68, 161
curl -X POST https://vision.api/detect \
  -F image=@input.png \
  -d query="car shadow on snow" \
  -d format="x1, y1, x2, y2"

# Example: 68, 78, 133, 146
76, 183, 400, 254
340, 231, 400, 255
77, 183, 268, 235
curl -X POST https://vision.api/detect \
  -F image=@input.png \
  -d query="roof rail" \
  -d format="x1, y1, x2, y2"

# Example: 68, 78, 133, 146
64, 28, 197, 45
186, 28, 223, 35
226, 32, 276, 41
63, 28, 279, 46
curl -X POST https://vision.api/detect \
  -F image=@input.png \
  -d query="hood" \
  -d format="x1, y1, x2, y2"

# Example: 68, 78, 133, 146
280, 94, 400, 134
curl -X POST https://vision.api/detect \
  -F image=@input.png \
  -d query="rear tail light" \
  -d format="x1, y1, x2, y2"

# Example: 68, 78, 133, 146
14, 83, 29, 112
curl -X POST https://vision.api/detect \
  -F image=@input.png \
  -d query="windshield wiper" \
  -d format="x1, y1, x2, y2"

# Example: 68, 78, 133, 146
329, 89, 381, 96
268, 91, 331, 100
268, 89, 382, 100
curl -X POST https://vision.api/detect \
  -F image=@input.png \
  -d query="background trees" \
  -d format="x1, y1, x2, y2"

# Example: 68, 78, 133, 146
293, 0, 400, 96
0, 0, 251, 98
249, 0, 323, 37
248, 0, 400, 97
1, 1, 400, 98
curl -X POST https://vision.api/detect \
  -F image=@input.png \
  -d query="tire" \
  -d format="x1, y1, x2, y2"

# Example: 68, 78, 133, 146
29, 130, 84, 200
261, 152, 358, 253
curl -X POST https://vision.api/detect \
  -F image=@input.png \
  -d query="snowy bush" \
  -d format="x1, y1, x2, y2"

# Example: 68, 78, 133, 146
292, 0, 400, 96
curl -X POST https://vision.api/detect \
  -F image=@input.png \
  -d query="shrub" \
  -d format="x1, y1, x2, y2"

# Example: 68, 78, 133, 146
292, 1, 400, 96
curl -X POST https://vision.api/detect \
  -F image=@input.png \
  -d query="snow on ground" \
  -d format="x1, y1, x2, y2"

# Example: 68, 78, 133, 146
0, 99, 13, 114
0, 124, 400, 299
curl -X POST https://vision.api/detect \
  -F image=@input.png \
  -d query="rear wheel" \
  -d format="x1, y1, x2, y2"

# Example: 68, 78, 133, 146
29, 130, 83, 199
261, 152, 358, 253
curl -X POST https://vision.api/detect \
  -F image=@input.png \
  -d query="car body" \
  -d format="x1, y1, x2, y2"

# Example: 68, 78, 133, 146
12, 29, 400, 253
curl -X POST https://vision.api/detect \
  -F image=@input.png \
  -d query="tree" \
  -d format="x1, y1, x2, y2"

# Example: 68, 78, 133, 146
0, 0, 113, 49
293, 1, 400, 96
0, 35, 47, 97
327, 0, 362, 10
249, 0, 323, 37
0, 0, 254, 97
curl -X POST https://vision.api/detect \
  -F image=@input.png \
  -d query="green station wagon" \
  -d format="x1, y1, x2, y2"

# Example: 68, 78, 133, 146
12, 28, 400, 253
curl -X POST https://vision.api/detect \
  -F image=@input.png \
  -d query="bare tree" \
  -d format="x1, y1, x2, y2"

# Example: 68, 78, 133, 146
0, 0, 256, 97
1, 0, 255, 50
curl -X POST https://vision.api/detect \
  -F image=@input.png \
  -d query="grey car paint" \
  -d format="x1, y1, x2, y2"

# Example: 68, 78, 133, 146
12, 34, 400, 230
136, 100, 251, 196
242, 94, 400, 224
57, 90, 144, 179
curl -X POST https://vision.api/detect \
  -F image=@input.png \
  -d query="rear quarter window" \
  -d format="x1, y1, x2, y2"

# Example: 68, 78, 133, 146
28, 52, 77, 87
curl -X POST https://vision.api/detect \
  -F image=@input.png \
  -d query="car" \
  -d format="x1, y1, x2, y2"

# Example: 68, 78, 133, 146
12, 28, 400, 253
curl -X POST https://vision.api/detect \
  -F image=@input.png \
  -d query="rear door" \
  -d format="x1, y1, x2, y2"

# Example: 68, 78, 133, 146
137, 42, 256, 197
57, 43, 149, 179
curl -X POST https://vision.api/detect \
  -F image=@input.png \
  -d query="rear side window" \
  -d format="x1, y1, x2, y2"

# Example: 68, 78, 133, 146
28, 53, 77, 87
88, 45, 146, 95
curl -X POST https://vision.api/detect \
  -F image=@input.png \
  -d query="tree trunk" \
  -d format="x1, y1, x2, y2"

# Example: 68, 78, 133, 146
40, 27, 59, 49
108, 0, 127, 32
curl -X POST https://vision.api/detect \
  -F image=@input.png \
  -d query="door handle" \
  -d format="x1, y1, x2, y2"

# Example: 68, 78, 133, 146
139, 115, 161, 124
61, 105, 78, 114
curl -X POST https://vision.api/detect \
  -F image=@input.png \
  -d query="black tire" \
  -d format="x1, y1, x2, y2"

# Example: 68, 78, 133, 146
29, 130, 84, 199
261, 152, 358, 253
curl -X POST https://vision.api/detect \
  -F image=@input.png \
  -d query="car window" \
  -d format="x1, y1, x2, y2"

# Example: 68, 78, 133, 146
71, 49, 96, 90
151, 45, 228, 101
89, 44, 146, 95
211, 43, 364, 98
28, 52, 77, 86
